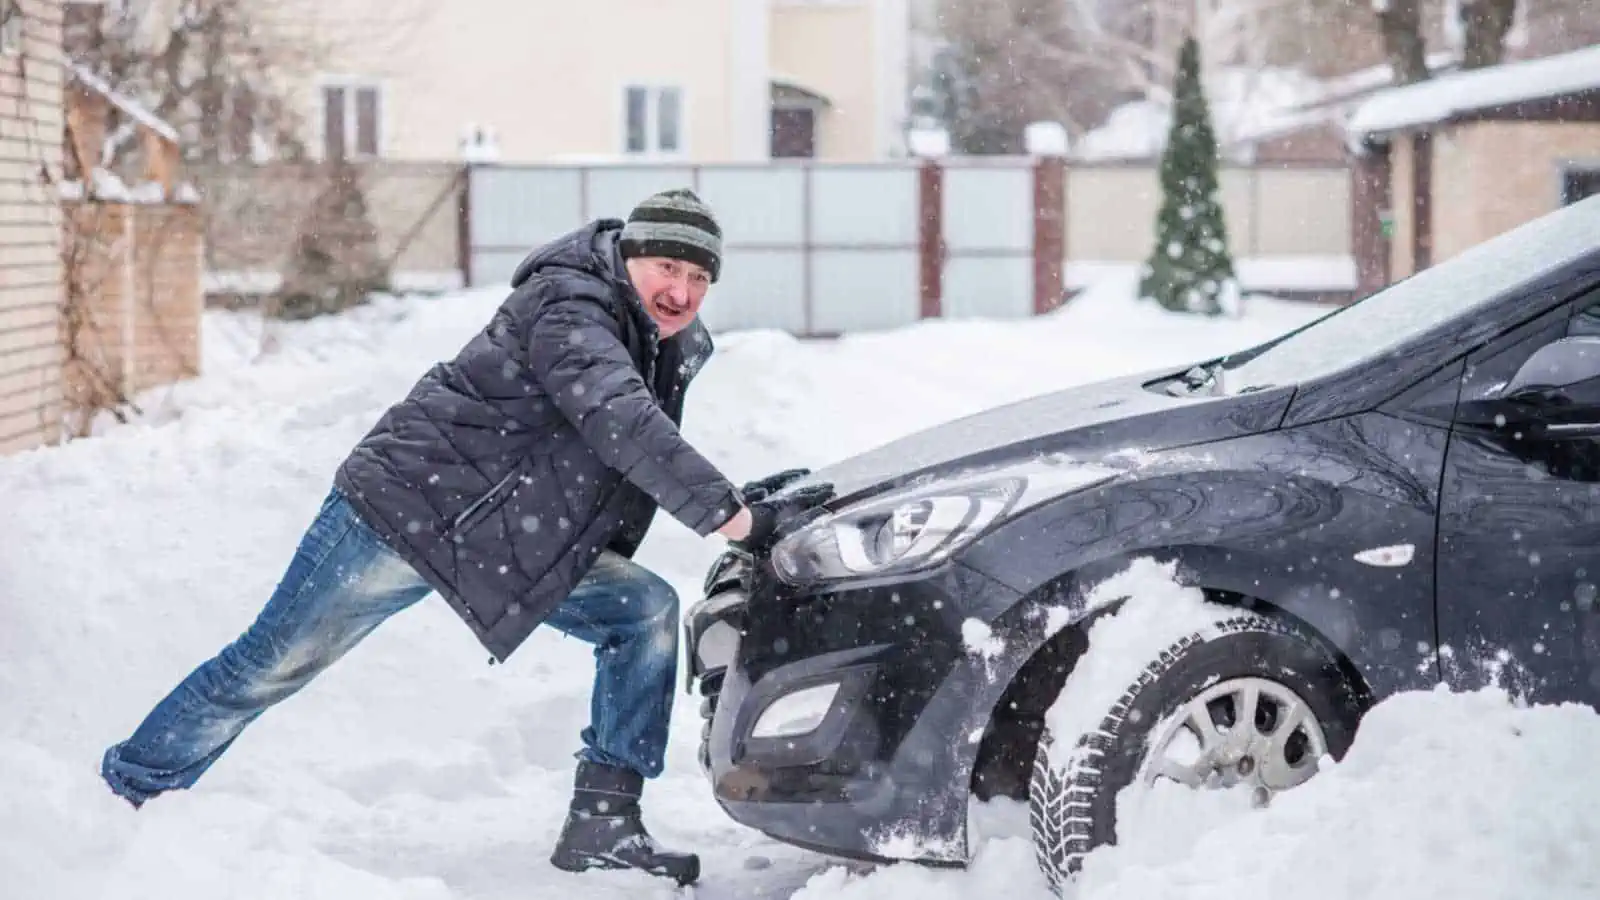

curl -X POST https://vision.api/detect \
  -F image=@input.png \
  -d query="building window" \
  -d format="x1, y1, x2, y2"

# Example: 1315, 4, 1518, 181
0, 0, 22, 55
320, 80, 381, 160
625, 86, 682, 155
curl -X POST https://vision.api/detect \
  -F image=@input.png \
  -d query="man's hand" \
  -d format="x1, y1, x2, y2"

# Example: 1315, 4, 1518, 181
715, 506, 754, 542
728, 483, 835, 554
739, 468, 812, 504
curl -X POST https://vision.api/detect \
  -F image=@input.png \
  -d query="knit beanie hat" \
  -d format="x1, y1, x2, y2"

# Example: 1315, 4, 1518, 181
619, 188, 723, 283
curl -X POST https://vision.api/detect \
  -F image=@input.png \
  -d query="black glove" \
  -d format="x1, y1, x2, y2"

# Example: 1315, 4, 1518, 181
732, 482, 835, 554
739, 467, 812, 504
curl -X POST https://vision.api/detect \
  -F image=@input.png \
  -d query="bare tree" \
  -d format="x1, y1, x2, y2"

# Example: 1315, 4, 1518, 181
1510, 0, 1600, 59
929, 0, 1265, 144
1307, 0, 1600, 87
64, 1, 309, 172
1372, 0, 1432, 84
926, 0, 1408, 146
1458, 0, 1519, 68
62, 0, 430, 172
1234, 0, 1390, 77
928, 0, 1083, 151
1453, 0, 1600, 69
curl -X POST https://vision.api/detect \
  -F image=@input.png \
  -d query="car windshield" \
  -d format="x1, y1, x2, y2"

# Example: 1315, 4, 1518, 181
1217, 196, 1600, 394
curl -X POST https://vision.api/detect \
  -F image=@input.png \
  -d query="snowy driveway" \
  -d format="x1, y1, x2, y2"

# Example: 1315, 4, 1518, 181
5, 280, 1599, 899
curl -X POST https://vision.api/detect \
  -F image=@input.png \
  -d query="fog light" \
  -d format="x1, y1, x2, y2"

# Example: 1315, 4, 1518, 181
750, 682, 840, 739
696, 620, 741, 672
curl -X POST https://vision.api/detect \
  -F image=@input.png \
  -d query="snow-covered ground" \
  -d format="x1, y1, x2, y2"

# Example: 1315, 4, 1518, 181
6, 273, 1599, 898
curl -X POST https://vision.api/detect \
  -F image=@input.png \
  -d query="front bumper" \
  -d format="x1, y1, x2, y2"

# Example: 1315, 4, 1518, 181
683, 550, 1020, 865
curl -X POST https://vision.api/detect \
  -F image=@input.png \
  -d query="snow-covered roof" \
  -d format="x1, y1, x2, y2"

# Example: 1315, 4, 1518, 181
65, 62, 181, 144
770, 72, 832, 106
1347, 45, 1600, 136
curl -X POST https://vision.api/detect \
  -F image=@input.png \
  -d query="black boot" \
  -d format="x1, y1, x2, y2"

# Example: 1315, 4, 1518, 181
549, 760, 701, 886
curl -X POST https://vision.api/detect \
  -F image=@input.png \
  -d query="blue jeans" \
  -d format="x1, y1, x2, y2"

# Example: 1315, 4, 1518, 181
100, 487, 682, 807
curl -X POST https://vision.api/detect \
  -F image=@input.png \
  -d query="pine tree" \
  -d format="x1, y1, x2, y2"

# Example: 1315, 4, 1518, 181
1138, 35, 1236, 316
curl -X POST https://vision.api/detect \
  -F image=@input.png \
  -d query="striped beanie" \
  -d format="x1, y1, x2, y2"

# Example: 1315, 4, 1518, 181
619, 188, 723, 283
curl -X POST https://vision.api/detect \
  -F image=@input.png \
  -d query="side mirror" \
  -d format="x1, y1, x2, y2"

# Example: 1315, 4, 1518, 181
1458, 336, 1600, 436
1504, 335, 1600, 400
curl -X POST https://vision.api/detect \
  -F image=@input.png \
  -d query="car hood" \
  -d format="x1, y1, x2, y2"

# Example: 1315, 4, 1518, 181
795, 366, 1293, 503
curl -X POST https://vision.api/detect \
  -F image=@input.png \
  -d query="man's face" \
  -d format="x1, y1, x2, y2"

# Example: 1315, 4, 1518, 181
626, 256, 711, 337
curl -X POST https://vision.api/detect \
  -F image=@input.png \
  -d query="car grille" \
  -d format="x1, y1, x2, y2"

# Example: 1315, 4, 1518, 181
696, 667, 726, 772
693, 550, 753, 773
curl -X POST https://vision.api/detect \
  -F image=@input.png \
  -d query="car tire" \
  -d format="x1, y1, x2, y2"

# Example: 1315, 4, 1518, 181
1027, 610, 1365, 893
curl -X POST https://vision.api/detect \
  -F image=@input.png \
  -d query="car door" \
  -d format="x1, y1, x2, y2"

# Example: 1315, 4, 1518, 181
1436, 285, 1600, 707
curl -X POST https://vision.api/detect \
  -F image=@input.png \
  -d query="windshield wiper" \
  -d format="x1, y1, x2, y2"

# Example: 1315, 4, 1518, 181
1168, 363, 1223, 397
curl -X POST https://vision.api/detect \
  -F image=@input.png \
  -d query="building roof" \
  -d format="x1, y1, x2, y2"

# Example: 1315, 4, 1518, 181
65, 63, 180, 143
771, 74, 832, 108
1347, 45, 1600, 136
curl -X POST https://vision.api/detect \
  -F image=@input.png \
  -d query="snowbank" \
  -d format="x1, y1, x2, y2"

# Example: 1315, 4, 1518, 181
5, 275, 1598, 897
783, 682, 1600, 900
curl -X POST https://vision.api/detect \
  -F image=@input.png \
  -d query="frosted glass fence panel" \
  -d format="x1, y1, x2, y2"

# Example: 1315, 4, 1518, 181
695, 167, 806, 246
942, 164, 1035, 317
810, 250, 920, 333
698, 249, 809, 334
470, 251, 535, 289
586, 167, 699, 219
942, 257, 1033, 320
810, 167, 919, 246
943, 166, 1033, 251
468, 167, 584, 285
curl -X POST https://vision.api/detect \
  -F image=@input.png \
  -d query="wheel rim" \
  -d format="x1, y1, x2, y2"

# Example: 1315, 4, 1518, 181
1137, 676, 1329, 803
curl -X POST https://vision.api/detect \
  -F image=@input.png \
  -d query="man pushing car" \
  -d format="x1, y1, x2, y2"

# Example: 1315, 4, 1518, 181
98, 187, 834, 886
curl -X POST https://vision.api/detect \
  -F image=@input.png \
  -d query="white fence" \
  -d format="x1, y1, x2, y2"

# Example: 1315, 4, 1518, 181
465, 159, 1354, 336
468, 162, 933, 335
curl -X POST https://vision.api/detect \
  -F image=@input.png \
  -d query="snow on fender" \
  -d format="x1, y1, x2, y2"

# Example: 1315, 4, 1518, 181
1027, 558, 1367, 893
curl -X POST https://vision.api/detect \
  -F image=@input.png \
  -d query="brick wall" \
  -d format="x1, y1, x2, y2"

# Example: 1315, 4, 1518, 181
0, 0, 64, 454
61, 200, 203, 436
127, 204, 202, 392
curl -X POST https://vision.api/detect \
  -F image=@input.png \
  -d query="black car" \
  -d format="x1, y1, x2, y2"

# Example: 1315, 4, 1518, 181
685, 195, 1600, 892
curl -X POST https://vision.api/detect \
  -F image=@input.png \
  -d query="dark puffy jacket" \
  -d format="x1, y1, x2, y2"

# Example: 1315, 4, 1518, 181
333, 218, 741, 662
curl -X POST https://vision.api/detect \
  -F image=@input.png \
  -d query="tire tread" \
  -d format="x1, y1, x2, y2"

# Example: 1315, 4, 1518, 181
1028, 612, 1338, 894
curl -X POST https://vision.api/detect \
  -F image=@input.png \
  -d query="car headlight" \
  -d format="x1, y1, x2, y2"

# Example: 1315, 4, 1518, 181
769, 459, 1122, 586
771, 478, 1025, 585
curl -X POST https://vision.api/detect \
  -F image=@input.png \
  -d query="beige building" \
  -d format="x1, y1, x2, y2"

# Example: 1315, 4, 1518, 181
0, 0, 65, 454
299, 0, 911, 164
1346, 45, 1600, 293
